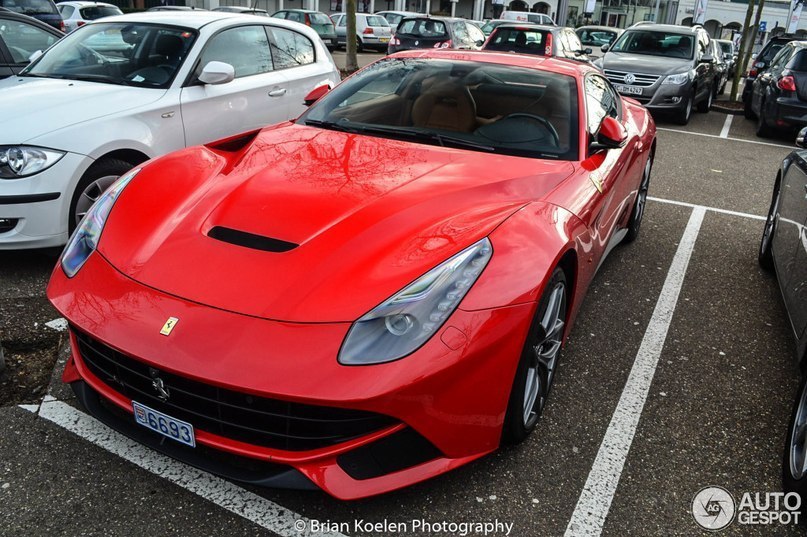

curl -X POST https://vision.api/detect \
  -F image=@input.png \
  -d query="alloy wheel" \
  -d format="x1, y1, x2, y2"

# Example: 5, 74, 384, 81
791, 382, 807, 479
74, 174, 119, 226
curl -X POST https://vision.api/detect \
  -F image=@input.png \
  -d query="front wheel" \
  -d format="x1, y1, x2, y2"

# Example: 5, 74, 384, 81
696, 84, 713, 112
623, 149, 653, 243
783, 375, 807, 525
673, 90, 694, 125
68, 158, 135, 235
502, 268, 567, 444
759, 176, 781, 270
756, 99, 775, 138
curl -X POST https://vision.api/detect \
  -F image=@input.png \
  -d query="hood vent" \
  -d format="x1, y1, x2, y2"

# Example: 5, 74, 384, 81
208, 226, 298, 253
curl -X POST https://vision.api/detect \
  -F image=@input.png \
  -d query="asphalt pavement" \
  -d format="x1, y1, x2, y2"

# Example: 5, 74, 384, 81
0, 106, 804, 537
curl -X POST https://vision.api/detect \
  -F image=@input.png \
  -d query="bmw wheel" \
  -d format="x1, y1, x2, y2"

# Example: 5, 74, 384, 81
503, 268, 567, 443
69, 158, 136, 235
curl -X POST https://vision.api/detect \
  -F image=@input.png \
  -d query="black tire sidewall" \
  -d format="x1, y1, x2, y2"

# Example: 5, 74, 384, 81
759, 177, 779, 270
783, 375, 807, 521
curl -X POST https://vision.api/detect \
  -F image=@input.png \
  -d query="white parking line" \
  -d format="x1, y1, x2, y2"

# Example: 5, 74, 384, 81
719, 115, 733, 138
649, 196, 765, 221
657, 126, 794, 149
20, 398, 346, 537
564, 207, 706, 537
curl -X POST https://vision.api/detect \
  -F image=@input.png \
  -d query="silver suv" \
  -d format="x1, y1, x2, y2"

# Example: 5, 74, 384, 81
597, 23, 718, 125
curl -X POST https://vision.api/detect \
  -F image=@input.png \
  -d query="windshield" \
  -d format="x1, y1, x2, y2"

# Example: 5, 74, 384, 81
397, 19, 448, 37
383, 13, 403, 26
298, 58, 579, 160
578, 28, 616, 46
80, 5, 123, 19
717, 41, 732, 54
309, 12, 331, 25
760, 42, 786, 62
0, 0, 57, 15
485, 28, 549, 55
22, 22, 197, 88
611, 30, 694, 59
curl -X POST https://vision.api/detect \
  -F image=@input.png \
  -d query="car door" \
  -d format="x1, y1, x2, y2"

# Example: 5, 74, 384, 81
0, 17, 60, 75
179, 24, 291, 147
775, 150, 807, 337
333, 14, 346, 43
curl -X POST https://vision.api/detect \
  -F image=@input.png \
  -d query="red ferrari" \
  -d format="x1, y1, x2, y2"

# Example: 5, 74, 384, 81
48, 50, 656, 499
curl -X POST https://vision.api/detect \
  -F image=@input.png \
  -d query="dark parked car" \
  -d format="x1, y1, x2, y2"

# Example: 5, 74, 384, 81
744, 34, 799, 118
0, 0, 62, 30
388, 16, 485, 54
749, 41, 807, 138
483, 24, 590, 65
759, 127, 807, 519
715, 38, 737, 77
0, 8, 61, 78
598, 23, 717, 125
271, 9, 336, 50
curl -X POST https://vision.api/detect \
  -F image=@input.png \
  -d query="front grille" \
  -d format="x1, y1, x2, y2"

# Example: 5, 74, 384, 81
604, 69, 661, 87
74, 329, 395, 451
0, 218, 19, 234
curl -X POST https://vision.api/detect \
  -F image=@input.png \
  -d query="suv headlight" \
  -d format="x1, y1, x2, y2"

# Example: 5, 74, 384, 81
662, 71, 692, 85
0, 146, 65, 178
61, 168, 140, 278
338, 237, 493, 365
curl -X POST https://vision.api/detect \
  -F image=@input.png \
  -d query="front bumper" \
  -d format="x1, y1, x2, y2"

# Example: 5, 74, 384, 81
0, 151, 92, 250
48, 251, 534, 499
616, 81, 693, 112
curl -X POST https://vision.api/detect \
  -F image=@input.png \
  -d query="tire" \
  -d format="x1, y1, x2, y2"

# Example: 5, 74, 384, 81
756, 99, 775, 138
783, 375, 807, 525
673, 89, 694, 125
355, 36, 363, 53
623, 149, 653, 244
718, 77, 727, 96
502, 268, 567, 444
744, 96, 756, 120
697, 84, 713, 113
68, 158, 135, 235
759, 175, 781, 270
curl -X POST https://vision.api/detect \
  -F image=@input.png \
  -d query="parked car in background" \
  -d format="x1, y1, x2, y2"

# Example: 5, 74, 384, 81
0, 0, 62, 30
147, 5, 203, 11
57, 1, 122, 32
598, 23, 717, 125
711, 38, 728, 95
212, 6, 269, 15
374, 10, 419, 32
479, 18, 510, 36
500, 10, 553, 25
0, 11, 340, 249
271, 9, 336, 50
744, 34, 798, 118
759, 128, 807, 518
575, 25, 621, 59
483, 24, 590, 65
46, 49, 656, 500
715, 38, 736, 77
387, 16, 485, 54
749, 40, 807, 138
0, 8, 61, 77
332, 12, 390, 51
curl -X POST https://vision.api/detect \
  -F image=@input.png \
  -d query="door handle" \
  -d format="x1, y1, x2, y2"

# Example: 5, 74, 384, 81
268, 88, 287, 98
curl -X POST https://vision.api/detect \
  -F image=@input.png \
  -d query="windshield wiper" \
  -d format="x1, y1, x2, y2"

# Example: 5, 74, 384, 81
60, 74, 129, 85
302, 119, 362, 133
359, 125, 496, 152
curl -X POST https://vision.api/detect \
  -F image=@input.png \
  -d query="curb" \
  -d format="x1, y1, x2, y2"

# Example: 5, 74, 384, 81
711, 103, 745, 115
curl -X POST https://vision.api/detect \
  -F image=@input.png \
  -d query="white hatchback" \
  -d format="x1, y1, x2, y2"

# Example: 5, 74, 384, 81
57, 1, 123, 32
0, 12, 340, 249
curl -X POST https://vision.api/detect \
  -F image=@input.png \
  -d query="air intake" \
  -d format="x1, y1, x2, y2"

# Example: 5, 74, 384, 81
208, 226, 298, 253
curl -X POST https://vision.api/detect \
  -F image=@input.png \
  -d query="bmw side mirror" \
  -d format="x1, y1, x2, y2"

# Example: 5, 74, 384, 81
590, 116, 627, 153
198, 61, 235, 85
797, 127, 807, 148
600, 44, 609, 53
303, 84, 330, 106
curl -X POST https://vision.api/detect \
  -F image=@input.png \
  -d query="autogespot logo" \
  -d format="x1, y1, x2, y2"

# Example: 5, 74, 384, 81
692, 486, 736, 531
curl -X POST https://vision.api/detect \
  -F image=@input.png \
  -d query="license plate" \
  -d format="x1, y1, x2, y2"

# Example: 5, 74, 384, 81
379, 37, 389, 43
133, 401, 195, 447
614, 84, 642, 96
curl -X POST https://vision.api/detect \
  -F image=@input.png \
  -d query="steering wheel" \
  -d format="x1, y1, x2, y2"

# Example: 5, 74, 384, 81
503, 113, 560, 147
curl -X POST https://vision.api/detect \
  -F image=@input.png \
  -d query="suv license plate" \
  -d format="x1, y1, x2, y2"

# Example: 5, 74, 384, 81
615, 84, 642, 95
133, 401, 196, 447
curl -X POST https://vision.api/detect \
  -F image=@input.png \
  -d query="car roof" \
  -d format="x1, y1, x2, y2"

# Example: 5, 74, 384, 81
625, 23, 699, 35
93, 10, 264, 29
390, 49, 593, 77
59, 1, 118, 6
275, 8, 322, 12
0, 9, 63, 34
399, 15, 464, 22
576, 25, 621, 32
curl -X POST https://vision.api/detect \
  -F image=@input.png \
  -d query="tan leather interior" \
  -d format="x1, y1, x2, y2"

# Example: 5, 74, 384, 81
411, 83, 478, 132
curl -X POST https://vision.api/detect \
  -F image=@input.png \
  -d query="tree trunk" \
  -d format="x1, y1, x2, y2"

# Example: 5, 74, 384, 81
346, 0, 359, 73
729, 0, 757, 102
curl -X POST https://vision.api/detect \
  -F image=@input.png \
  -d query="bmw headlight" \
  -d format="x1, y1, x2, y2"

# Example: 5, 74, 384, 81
662, 71, 692, 85
0, 146, 65, 178
338, 238, 493, 365
61, 167, 140, 278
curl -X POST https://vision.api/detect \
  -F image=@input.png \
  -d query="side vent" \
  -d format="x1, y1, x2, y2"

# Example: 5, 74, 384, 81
208, 226, 298, 253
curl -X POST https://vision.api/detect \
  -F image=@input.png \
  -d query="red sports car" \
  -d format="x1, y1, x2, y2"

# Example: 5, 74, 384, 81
48, 50, 656, 499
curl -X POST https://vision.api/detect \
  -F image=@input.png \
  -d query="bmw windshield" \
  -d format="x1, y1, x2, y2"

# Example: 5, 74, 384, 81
22, 22, 197, 88
299, 58, 579, 160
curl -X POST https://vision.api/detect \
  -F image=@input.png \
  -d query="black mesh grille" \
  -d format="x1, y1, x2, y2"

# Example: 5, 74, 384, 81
73, 329, 395, 451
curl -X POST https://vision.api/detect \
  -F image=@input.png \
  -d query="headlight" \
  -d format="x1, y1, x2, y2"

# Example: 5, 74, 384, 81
662, 71, 692, 85
0, 146, 65, 178
61, 167, 140, 278
338, 237, 493, 365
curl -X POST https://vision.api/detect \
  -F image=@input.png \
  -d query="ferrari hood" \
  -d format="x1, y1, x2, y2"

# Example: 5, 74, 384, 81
0, 77, 165, 145
99, 123, 574, 322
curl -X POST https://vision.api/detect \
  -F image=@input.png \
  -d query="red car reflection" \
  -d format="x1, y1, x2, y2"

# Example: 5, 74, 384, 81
48, 50, 656, 499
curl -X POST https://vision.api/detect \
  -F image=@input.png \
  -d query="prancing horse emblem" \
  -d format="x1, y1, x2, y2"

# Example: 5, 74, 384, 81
160, 317, 178, 336
152, 377, 170, 401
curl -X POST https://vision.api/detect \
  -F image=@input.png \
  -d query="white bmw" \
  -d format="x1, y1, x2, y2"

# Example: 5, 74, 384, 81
0, 11, 340, 249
